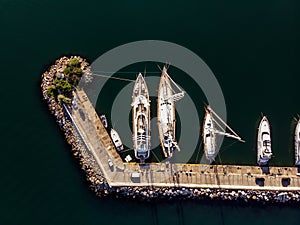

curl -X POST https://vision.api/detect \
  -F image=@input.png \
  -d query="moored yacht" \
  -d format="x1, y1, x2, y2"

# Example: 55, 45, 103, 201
257, 116, 272, 165
131, 73, 151, 163
157, 66, 184, 158
100, 114, 108, 128
202, 107, 216, 162
110, 128, 124, 152
295, 119, 300, 166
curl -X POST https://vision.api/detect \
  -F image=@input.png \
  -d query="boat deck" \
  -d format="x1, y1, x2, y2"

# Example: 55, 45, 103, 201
69, 90, 300, 191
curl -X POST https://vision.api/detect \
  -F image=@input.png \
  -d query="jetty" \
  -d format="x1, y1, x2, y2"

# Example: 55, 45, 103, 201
69, 89, 300, 191
41, 56, 300, 203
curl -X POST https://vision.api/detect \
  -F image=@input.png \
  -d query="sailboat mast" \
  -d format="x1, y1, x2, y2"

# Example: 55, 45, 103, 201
161, 67, 185, 101
166, 72, 183, 93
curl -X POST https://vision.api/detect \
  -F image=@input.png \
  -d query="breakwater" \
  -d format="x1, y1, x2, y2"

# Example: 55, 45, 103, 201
104, 186, 300, 204
41, 56, 108, 196
41, 56, 300, 204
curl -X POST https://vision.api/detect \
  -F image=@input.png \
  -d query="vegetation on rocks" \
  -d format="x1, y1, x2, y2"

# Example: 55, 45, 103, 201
46, 57, 84, 103
57, 94, 71, 104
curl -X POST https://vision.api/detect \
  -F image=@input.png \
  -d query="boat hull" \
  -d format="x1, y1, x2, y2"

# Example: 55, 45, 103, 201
257, 116, 272, 165
202, 107, 216, 162
157, 69, 177, 158
100, 115, 108, 128
295, 120, 300, 166
110, 128, 124, 151
131, 74, 151, 161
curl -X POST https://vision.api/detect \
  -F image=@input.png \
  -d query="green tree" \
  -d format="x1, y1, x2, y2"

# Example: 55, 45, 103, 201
54, 78, 72, 94
72, 67, 82, 76
61, 80, 72, 93
63, 96, 71, 104
68, 58, 81, 67
47, 85, 56, 97
63, 67, 71, 76
57, 94, 71, 104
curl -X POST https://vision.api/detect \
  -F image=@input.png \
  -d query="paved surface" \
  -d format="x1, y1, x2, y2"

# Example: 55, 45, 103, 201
69, 89, 300, 191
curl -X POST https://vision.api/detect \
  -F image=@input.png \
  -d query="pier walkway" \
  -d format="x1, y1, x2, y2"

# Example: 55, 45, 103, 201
68, 89, 300, 191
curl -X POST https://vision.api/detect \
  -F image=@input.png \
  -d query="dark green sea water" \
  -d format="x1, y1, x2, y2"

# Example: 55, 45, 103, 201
1, 0, 300, 224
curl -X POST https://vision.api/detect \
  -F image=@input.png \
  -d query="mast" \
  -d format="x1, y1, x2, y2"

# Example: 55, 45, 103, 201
162, 67, 185, 102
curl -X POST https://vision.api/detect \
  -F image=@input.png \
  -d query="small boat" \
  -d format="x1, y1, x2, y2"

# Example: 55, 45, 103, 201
131, 73, 151, 163
295, 119, 300, 166
257, 116, 272, 165
100, 115, 108, 128
202, 105, 244, 162
157, 66, 184, 158
110, 128, 124, 152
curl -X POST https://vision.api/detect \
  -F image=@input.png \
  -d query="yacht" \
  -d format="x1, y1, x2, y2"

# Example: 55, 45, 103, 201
257, 116, 272, 165
131, 73, 151, 163
110, 128, 124, 152
100, 114, 108, 128
157, 66, 184, 158
295, 119, 300, 166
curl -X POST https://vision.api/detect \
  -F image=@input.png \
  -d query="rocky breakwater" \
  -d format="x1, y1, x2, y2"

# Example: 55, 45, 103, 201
107, 186, 300, 204
41, 56, 111, 196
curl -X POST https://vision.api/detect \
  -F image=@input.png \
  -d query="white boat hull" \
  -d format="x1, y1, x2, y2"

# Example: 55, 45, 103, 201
202, 107, 216, 162
100, 115, 108, 128
257, 116, 272, 165
131, 73, 151, 161
295, 119, 300, 166
157, 68, 178, 158
110, 128, 124, 151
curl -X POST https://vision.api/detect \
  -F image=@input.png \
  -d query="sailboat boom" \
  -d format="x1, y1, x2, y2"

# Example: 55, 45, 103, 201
214, 130, 245, 142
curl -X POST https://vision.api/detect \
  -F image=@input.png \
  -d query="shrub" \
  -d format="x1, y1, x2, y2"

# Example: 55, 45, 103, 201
57, 94, 71, 104
63, 67, 71, 75
72, 67, 82, 76
47, 85, 56, 97
68, 58, 81, 67
54, 78, 72, 94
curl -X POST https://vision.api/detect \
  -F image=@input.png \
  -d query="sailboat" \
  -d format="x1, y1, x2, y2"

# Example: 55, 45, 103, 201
202, 105, 244, 162
157, 66, 184, 158
257, 116, 272, 165
131, 73, 151, 163
110, 128, 124, 152
295, 119, 300, 166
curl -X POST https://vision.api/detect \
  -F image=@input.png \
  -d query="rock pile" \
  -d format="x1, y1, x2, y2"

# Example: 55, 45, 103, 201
101, 187, 300, 204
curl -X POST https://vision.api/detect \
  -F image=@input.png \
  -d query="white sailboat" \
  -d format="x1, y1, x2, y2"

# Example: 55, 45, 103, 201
257, 116, 272, 165
157, 66, 184, 158
295, 119, 300, 166
202, 105, 244, 162
131, 73, 151, 163
110, 128, 124, 152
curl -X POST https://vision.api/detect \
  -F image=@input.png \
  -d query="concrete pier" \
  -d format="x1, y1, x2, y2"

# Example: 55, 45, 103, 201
69, 89, 300, 191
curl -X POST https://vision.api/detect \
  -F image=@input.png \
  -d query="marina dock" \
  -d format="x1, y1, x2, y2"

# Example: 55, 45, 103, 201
69, 90, 300, 191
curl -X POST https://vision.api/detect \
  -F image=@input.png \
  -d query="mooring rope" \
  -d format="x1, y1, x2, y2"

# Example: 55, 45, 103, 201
93, 73, 135, 82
